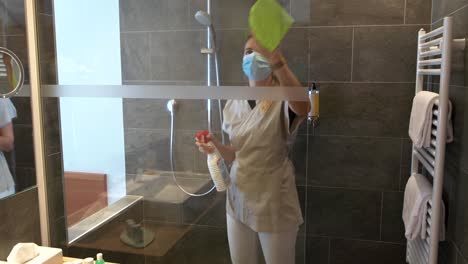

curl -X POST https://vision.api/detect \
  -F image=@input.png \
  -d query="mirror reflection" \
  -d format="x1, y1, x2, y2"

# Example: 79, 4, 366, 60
0, 97, 17, 199
0, 47, 32, 201
0, 48, 24, 97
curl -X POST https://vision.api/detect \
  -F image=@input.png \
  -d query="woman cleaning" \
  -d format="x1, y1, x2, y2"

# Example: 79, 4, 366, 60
0, 97, 16, 199
195, 35, 309, 264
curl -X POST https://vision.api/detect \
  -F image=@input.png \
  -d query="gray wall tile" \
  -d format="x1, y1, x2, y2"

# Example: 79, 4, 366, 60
14, 167, 36, 191
196, 192, 226, 227
46, 152, 63, 187
400, 139, 413, 191
439, 241, 458, 264
125, 129, 202, 174
306, 187, 381, 239
292, 135, 307, 186
43, 98, 61, 155
449, 5, 468, 87
309, 27, 353, 82
353, 25, 426, 82
125, 129, 171, 174
282, 28, 310, 83
121, 33, 150, 81
308, 136, 401, 191
0, 188, 41, 259
314, 83, 413, 137
38, 14, 55, 63
150, 31, 205, 81
13, 125, 34, 167
0, 0, 6, 34
406, 0, 432, 24
10, 98, 31, 126
305, 236, 329, 264
119, 0, 189, 32
123, 99, 170, 129
432, 0, 468, 22
445, 86, 468, 172
381, 191, 406, 242
330, 239, 406, 264
37, 0, 53, 15
216, 30, 250, 83
156, 225, 231, 263
459, 250, 468, 264
5, 0, 25, 35
291, 0, 405, 26
47, 180, 65, 227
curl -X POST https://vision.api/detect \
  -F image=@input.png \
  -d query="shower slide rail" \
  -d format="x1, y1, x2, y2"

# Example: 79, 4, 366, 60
407, 16, 458, 264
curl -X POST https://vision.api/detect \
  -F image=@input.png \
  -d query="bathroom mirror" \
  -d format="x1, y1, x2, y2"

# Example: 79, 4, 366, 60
0, 47, 25, 98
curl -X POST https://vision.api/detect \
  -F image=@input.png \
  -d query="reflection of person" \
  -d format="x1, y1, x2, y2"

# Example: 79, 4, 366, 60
196, 35, 309, 264
0, 98, 16, 199
1, 54, 18, 94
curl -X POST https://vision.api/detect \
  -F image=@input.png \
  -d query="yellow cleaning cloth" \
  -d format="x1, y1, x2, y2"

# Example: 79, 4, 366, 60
249, 0, 294, 52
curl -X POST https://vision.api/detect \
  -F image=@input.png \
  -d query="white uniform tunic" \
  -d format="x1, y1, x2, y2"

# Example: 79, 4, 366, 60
0, 98, 16, 196
222, 100, 303, 233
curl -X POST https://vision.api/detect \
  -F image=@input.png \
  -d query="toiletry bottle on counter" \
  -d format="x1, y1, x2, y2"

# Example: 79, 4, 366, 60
96, 253, 105, 264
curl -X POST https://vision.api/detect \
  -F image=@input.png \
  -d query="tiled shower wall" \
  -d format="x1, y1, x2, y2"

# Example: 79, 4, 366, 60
431, 0, 468, 263
119, 0, 431, 263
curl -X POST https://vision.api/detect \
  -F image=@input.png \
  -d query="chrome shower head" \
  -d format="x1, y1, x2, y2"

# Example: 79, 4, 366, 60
195, 10, 212, 26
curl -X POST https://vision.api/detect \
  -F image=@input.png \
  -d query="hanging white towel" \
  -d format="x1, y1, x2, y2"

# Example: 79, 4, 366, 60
403, 173, 445, 241
409, 91, 453, 148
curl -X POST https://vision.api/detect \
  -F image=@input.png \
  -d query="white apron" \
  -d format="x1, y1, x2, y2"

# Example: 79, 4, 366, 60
222, 100, 304, 232
0, 98, 16, 195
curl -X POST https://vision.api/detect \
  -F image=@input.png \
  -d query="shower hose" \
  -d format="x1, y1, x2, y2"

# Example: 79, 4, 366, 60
169, 100, 225, 197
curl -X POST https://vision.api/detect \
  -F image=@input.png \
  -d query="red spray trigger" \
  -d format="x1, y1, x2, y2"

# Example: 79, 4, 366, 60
196, 130, 211, 143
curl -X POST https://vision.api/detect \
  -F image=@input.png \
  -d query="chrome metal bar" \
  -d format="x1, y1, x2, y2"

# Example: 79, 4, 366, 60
420, 38, 442, 48
413, 150, 435, 176
418, 58, 443, 66
416, 148, 436, 166
419, 49, 442, 58
428, 16, 453, 264
419, 26, 444, 41
417, 69, 441, 75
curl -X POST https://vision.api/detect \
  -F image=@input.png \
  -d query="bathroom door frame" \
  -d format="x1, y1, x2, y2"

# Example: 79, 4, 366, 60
24, 0, 50, 246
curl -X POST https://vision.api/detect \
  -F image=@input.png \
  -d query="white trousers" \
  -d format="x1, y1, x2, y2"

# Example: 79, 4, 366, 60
227, 213, 297, 264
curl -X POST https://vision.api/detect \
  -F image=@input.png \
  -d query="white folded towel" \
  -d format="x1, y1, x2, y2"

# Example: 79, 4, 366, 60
409, 91, 453, 148
403, 173, 446, 241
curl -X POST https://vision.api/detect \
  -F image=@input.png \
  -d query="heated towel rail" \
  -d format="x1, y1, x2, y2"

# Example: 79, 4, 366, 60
406, 16, 465, 264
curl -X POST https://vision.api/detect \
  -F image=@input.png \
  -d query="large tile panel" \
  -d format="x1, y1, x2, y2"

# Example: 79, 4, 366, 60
353, 25, 425, 82
150, 31, 205, 81
306, 187, 381, 240
309, 28, 353, 82
330, 239, 406, 264
432, 0, 468, 22
308, 136, 401, 191
119, 0, 189, 31
291, 0, 405, 26
314, 83, 414, 137
381, 191, 406, 242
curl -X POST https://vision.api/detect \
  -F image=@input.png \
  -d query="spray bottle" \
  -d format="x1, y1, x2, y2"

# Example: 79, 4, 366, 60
196, 130, 229, 192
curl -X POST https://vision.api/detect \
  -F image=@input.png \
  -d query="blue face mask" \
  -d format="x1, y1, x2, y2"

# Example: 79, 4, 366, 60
242, 52, 272, 81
